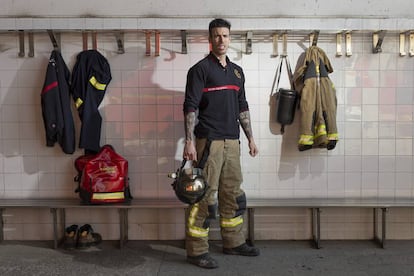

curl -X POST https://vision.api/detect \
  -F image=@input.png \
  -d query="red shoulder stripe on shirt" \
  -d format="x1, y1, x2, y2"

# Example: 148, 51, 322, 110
202, 85, 240, 92
42, 81, 58, 95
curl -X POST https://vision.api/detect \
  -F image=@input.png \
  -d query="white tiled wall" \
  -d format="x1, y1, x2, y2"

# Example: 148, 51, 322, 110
1, 28, 414, 240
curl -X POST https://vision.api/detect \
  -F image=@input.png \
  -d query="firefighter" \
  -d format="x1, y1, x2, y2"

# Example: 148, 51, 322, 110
293, 46, 339, 151
41, 50, 75, 154
183, 18, 260, 269
71, 50, 112, 154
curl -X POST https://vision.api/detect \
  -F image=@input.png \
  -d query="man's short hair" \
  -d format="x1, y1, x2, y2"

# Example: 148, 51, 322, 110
209, 18, 231, 37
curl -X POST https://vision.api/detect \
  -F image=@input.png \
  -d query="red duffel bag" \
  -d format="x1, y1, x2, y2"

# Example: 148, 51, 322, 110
74, 145, 132, 204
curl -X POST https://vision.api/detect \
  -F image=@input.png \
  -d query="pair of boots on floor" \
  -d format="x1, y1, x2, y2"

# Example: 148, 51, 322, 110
63, 224, 102, 249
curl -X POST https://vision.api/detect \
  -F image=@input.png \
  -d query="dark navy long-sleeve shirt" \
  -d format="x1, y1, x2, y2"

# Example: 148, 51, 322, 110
183, 53, 249, 140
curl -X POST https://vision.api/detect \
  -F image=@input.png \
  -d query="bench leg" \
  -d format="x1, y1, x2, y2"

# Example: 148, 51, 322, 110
119, 209, 129, 248
58, 208, 66, 247
0, 208, 4, 242
312, 208, 321, 249
373, 207, 388, 249
247, 208, 255, 246
381, 208, 388, 249
374, 207, 388, 248
373, 208, 378, 242
50, 208, 58, 249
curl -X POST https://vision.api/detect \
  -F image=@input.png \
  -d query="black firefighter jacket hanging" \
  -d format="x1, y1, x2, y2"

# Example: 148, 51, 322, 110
71, 50, 112, 154
293, 46, 339, 151
41, 50, 76, 154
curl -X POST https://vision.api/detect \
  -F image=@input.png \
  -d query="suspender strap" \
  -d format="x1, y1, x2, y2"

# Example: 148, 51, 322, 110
197, 139, 212, 169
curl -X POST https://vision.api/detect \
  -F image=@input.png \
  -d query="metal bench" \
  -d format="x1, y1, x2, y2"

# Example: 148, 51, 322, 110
1, 197, 413, 250
0, 198, 186, 249
246, 197, 414, 249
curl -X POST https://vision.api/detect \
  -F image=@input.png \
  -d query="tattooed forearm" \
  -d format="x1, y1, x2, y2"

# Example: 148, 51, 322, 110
184, 112, 196, 142
239, 110, 253, 140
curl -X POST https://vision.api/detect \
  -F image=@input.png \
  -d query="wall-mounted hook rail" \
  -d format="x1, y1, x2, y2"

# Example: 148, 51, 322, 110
115, 31, 125, 54
181, 30, 187, 54
18, 30, 25, 57
47, 30, 61, 51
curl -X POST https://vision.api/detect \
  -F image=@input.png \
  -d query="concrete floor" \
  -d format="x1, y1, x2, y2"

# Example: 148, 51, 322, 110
1, 239, 414, 275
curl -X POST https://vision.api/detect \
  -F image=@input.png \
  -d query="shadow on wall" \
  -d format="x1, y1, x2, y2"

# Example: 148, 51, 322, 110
93, 44, 186, 199
0, 32, 186, 200
0, 35, 65, 198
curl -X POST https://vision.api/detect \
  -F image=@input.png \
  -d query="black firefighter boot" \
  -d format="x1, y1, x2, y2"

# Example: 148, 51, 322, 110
77, 224, 102, 249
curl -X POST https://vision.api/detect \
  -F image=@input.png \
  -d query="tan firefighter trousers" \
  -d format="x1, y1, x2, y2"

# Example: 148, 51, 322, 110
186, 138, 246, 257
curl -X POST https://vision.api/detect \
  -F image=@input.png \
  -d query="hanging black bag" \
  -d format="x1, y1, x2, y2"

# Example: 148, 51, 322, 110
270, 55, 298, 134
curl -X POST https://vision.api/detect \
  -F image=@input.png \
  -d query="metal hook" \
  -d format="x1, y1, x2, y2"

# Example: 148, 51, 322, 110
246, 31, 253, 54
47, 30, 60, 51
311, 30, 319, 46
18, 30, 25, 57
115, 31, 125, 54
181, 30, 187, 54
373, 30, 386, 54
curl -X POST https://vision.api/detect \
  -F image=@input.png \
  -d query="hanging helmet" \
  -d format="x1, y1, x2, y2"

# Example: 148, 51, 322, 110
169, 160, 208, 204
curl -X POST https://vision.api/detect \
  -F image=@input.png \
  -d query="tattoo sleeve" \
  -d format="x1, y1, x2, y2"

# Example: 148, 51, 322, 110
184, 112, 196, 142
239, 110, 253, 140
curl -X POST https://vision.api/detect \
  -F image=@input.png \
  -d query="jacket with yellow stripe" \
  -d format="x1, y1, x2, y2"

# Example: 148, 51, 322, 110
71, 50, 112, 153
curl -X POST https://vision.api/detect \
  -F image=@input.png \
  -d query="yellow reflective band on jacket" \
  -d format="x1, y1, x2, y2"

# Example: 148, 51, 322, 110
299, 134, 314, 145
220, 216, 243, 228
89, 76, 107, 90
328, 133, 339, 140
187, 203, 210, 238
75, 97, 83, 108
314, 124, 327, 138
91, 192, 124, 200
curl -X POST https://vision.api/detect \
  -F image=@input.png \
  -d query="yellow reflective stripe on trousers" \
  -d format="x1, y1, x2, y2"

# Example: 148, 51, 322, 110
187, 203, 209, 238
89, 76, 107, 90
328, 133, 339, 140
220, 216, 243, 228
314, 124, 327, 138
91, 192, 124, 200
75, 97, 83, 108
299, 134, 314, 145
188, 225, 209, 238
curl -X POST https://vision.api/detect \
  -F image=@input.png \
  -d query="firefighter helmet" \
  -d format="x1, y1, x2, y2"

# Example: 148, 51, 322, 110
169, 161, 208, 204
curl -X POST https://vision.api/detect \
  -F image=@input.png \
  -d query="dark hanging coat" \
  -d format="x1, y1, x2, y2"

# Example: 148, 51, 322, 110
293, 46, 339, 151
41, 50, 75, 154
71, 50, 112, 154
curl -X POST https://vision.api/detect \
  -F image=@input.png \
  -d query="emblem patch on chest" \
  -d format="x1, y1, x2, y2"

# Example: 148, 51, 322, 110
234, 69, 241, 79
